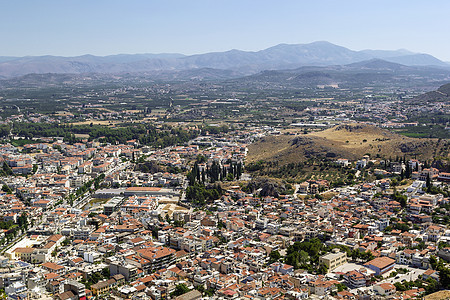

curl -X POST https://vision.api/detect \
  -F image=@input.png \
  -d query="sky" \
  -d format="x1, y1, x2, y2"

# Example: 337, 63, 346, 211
1, 0, 450, 61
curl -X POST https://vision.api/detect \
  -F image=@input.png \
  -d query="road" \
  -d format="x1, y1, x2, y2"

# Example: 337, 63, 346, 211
74, 194, 92, 210
1, 214, 46, 255
71, 161, 130, 209
105, 161, 130, 176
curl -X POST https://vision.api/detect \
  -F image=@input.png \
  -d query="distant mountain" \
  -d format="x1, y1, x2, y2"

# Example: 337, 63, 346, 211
0, 56, 20, 63
1, 58, 449, 90
0, 68, 248, 89
359, 48, 413, 58
346, 59, 411, 71
383, 54, 447, 66
228, 58, 450, 89
356, 49, 448, 66
0, 41, 448, 78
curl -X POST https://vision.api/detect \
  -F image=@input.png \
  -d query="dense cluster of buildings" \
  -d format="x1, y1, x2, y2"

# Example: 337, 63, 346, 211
0, 130, 447, 300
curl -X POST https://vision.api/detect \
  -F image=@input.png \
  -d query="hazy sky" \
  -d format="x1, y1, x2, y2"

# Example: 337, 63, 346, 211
2, 0, 449, 61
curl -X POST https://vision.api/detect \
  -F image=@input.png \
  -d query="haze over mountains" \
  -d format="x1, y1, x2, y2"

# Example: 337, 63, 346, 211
0, 41, 449, 79
226, 58, 450, 89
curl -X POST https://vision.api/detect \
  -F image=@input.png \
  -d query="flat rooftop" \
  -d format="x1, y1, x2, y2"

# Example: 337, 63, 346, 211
321, 251, 346, 260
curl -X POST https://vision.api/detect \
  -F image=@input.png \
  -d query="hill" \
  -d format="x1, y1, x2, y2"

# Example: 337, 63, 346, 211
346, 58, 410, 71
0, 41, 448, 78
4, 58, 449, 90
247, 124, 446, 167
424, 290, 450, 300
228, 59, 450, 90
412, 82, 450, 103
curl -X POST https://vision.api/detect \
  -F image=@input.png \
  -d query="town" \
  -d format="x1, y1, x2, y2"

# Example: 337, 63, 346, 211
2, 1, 450, 299
0, 116, 447, 300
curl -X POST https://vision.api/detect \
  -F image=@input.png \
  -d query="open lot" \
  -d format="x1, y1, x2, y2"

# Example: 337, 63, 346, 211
381, 264, 426, 285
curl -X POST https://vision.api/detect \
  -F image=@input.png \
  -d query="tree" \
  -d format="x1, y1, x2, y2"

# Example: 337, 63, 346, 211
171, 284, 190, 297
361, 251, 374, 262
217, 220, 226, 230
405, 163, 411, 178
196, 286, 215, 297
425, 278, 439, 294
151, 226, 159, 239
17, 213, 28, 231
285, 238, 327, 273
236, 162, 242, 179
335, 283, 348, 292
394, 282, 407, 291
298, 250, 309, 266
209, 161, 221, 183
392, 191, 407, 208
269, 250, 281, 264
173, 220, 185, 227
201, 170, 206, 183
437, 263, 450, 288
185, 183, 222, 206
318, 264, 328, 275
394, 222, 410, 232
51, 246, 58, 257
1, 184, 13, 195
2, 163, 13, 176
226, 173, 234, 181
101, 267, 110, 278
196, 155, 207, 163
429, 255, 438, 270
0, 287, 7, 299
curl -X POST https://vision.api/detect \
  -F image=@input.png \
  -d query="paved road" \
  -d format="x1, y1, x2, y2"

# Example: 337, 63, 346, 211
72, 161, 130, 209
74, 194, 92, 210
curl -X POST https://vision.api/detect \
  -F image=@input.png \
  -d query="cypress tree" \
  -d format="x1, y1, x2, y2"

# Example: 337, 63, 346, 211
405, 163, 411, 178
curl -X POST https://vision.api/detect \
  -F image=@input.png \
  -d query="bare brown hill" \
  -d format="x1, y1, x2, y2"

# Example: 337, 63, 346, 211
248, 124, 446, 165
424, 290, 450, 300
412, 82, 450, 104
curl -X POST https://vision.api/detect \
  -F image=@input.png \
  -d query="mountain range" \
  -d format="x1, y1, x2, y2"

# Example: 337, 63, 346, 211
0, 41, 448, 78
220, 58, 450, 91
